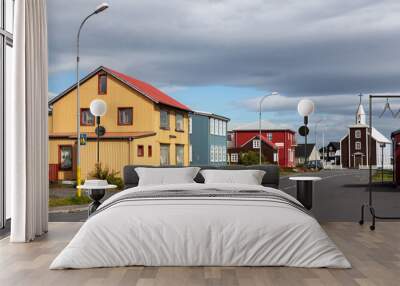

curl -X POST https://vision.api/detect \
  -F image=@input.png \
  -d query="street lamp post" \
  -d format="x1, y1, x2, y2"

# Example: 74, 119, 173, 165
76, 3, 109, 195
258, 92, 278, 165
90, 99, 107, 164
297, 99, 315, 165
314, 119, 322, 165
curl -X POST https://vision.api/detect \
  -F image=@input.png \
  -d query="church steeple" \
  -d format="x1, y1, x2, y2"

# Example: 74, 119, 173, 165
356, 93, 366, 125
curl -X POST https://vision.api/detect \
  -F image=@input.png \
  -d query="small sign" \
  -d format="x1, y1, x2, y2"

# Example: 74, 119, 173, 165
298, 126, 309, 136
95, 126, 106, 137
80, 134, 87, 145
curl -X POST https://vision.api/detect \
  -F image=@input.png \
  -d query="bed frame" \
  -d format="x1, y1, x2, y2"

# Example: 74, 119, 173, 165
123, 165, 280, 189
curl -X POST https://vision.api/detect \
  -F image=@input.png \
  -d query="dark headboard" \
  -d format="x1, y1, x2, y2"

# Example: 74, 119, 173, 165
123, 165, 280, 189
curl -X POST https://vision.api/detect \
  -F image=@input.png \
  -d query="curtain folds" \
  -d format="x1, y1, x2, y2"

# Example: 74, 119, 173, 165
7, 0, 48, 242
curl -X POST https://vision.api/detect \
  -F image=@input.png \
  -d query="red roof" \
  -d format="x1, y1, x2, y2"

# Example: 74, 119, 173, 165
241, 134, 276, 149
103, 67, 191, 112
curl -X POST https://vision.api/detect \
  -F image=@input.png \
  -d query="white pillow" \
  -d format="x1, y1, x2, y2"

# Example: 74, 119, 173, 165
200, 169, 266, 185
135, 167, 201, 186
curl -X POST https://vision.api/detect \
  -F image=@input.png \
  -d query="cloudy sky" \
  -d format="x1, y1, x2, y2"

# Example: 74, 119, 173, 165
47, 0, 400, 145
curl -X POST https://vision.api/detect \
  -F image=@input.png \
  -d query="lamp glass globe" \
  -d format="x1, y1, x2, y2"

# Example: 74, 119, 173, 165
90, 99, 107, 117
297, 99, 314, 117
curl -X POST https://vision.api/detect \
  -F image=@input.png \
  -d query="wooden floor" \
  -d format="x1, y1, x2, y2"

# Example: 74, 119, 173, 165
0, 222, 399, 286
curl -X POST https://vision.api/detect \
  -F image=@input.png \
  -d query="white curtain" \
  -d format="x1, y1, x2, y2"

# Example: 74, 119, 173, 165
7, 0, 48, 242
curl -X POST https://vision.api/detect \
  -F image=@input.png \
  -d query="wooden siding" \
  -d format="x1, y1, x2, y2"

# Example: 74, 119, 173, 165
48, 70, 190, 180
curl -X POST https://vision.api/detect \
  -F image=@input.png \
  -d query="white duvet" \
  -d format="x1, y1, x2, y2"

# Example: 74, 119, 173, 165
50, 183, 351, 269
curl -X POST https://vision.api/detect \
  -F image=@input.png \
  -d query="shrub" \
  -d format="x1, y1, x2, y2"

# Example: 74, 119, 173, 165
239, 150, 266, 165
89, 163, 124, 190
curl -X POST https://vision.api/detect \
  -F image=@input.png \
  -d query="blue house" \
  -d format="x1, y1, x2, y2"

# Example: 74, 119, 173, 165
189, 111, 230, 166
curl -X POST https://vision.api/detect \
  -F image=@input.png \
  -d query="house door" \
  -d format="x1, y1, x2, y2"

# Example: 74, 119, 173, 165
354, 155, 362, 169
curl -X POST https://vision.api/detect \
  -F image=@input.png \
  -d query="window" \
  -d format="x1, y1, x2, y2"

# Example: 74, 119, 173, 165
176, 144, 184, 166
223, 146, 227, 163
231, 153, 238, 163
222, 122, 227, 136
355, 142, 361, 150
176, 113, 184, 131
1, 0, 14, 227
210, 118, 215, 134
137, 145, 144, 157
210, 145, 215, 162
227, 134, 232, 141
219, 146, 223, 162
267, 133, 273, 141
253, 139, 260, 149
59, 145, 73, 171
98, 72, 107, 94
189, 144, 192, 162
218, 120, 223, 136
355, 130, 361, 139
118, 107, 133, 125
273, 153, 278, 162
80, 108, 95, 126
148, 145, 152, 157
189, 117, 192, 134
160, 144, 170, 165
160, 110, 169, 129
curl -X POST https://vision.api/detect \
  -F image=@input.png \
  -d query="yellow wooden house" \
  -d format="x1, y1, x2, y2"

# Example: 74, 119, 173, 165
48, 66, 191, 181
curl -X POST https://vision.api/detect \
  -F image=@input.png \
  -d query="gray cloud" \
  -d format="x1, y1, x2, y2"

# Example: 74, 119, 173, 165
48, 0, 400, 145
48, 0, 400, 95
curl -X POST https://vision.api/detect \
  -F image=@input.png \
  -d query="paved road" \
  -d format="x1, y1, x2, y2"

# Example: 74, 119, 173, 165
49, 169, 400, 223
281, 169, 400, 222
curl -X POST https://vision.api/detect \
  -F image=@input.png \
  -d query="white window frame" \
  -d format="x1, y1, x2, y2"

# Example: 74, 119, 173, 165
355, 142, 361, 150
189, 144, 192, 162
210, 145, 214, 162
231, 153, 238, 163
218, 146, 223, 162
189, 117, 192, 134
222, 121, 227, 136
267, 133, 273, 141
175, 144, 184, 166
218, 120, 223, 136
253, 139, 260, 149
223, 146, 227, 163
1, 0, 14, 228
210, 118, 215, 135
355, 130, 361, 139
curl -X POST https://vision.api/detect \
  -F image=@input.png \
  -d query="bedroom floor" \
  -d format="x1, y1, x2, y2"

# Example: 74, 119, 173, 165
0, 222, 399, 286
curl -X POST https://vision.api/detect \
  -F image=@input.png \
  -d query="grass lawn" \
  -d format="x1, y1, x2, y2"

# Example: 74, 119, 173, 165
49, 195, 91, 207
372, 170, 393, 183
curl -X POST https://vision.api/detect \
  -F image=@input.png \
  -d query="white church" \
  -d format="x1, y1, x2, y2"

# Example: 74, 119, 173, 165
340, 100, 391, 169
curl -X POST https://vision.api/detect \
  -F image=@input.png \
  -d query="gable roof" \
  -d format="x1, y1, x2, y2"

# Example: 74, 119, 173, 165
49, 66, 191, 112
295, 144, 316, 158
241, 134, 276, 149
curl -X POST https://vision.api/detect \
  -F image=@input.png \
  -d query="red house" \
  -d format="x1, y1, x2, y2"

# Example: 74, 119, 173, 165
392, 130, 400, 186
227, 129, 296, 167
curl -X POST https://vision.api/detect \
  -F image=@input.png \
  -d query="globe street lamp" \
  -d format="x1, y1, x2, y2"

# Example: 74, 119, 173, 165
298, 99, 314, 165
76, 3, 109, 194
90, 99, 107, 164
258, 92, 279, 165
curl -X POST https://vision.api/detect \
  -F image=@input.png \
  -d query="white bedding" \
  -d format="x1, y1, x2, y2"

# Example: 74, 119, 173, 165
50, 183, 351, 269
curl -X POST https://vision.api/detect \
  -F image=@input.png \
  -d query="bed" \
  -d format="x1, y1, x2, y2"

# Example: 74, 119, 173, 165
50, 165, 350, 269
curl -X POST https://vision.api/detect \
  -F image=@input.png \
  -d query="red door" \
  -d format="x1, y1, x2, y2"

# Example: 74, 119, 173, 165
396, 142, 400, 185
49, 164, 59, 182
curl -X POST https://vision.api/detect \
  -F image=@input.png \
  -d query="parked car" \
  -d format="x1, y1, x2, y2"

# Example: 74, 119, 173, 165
305, 160, 323, 170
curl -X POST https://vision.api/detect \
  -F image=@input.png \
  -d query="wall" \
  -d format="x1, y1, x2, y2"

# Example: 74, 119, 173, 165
190, 114, 209, 165
232, 130, 295, 167
49, 69, 190, 181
